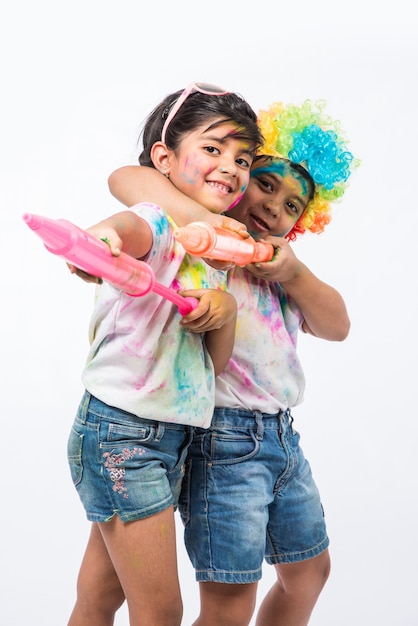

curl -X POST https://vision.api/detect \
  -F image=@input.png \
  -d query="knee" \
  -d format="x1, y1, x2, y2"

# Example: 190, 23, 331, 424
69, 593, 125, 626
276, 550, 331, 599
161, 598, 183, 626
163, 604, 183, 626
137, 601, 182, 626
198, 582, 257, 626
305, 550, 331, 595
317, 550, 331, 588
75, 581, 125, 620
101, 587, 126, 615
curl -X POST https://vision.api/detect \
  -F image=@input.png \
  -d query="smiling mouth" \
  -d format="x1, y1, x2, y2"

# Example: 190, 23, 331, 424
250, 213, 270, 232
207, 181, 233, 195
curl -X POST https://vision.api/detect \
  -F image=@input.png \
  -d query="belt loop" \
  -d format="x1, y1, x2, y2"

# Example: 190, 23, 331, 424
79, 391, 91, 424
254, 410, 264, 441
279, 408, 292, 434
155, 422, 165, 443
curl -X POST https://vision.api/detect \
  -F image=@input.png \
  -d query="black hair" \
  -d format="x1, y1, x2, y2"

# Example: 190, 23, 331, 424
138, 88, 263, 167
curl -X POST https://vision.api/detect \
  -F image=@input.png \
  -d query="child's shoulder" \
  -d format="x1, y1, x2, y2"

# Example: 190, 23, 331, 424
130, 201, 171, 227
130, 202, 185, 271
131, 201, 179, 241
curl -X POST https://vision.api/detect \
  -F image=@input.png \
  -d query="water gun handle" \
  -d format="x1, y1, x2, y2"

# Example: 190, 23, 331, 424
173, 221, 274, 266
22, 213, 198, 315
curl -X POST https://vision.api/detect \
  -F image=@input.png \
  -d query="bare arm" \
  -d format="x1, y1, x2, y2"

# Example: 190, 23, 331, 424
108, 166, 249, 236
247, 237, 350, 341
281, 265, 350, 341
67, 210, 153, 282
84, 210, 153, 259
205, 314, 237, 376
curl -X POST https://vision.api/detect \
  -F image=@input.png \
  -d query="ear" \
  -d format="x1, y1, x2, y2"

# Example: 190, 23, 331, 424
151, 142, 172, 177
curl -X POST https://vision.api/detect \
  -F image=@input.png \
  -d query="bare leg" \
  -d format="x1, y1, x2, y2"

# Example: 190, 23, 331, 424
98, 506, 182, 626
255, 549, 331, 626
68, 523, 125, 626
192, 581, 258, 626
68, 506, 182, 626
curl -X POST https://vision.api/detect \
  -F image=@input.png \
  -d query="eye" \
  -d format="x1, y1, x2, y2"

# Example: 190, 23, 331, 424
287, 201, 302, 216
204, 145, 220, 155
236, 157, 251, 169
258, 177, 273, 192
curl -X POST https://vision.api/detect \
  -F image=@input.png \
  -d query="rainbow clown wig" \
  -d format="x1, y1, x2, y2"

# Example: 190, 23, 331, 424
257, 99, 359, 240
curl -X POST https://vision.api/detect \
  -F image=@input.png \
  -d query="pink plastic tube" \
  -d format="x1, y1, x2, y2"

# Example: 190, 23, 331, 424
173, 221, 274, 266
23, 213, 198, 316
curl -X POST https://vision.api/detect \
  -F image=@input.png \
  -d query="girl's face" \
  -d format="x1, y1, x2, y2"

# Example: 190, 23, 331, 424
227, 157, 312, 238
165, 120, 254, 214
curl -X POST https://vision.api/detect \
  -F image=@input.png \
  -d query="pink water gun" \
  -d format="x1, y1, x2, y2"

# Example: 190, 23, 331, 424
173, 221, 274, 266
22, 213, 199, 316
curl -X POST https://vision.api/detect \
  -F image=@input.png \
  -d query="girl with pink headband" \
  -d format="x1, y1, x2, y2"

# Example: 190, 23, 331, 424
65, 83, 262, 626
71, 95, 358, 626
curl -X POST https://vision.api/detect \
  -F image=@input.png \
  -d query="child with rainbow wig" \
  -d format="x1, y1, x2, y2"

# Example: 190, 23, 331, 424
177, 99, 358, 626
256, 98, 357, 239
72, 98, 358, 626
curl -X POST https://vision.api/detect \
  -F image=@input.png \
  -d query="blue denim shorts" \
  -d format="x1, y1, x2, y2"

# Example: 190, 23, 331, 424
67, 392, 193, 523
178, 407, 329, 583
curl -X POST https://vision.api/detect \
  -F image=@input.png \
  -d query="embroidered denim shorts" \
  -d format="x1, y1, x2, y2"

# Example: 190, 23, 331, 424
178, 407, 329, 583
67, 391, 193, 523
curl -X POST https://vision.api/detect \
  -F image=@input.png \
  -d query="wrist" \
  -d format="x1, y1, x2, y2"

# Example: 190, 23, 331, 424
280, 262, 303, 286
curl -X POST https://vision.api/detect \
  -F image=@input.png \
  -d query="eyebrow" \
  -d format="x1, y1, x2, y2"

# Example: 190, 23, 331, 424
201, 132, 255, 156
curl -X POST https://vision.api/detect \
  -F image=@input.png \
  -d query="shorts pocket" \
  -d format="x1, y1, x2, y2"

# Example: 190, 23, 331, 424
67, 428, 84, 486
105, 421, 153, 443
207, 429, 260, 465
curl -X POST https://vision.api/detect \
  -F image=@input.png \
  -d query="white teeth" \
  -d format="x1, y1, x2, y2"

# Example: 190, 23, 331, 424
208, 181, 230, 193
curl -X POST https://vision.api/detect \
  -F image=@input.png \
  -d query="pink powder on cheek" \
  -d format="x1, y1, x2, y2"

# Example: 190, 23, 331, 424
180, 153, 204, 185
225, 188, 246, 211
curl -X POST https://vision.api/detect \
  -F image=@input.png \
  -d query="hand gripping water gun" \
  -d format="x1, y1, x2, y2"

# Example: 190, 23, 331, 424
173, 221, 274, 266
22, 213, 199, 316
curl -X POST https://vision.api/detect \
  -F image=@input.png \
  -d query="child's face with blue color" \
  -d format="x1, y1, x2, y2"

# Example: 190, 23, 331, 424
227, 157, 313, 238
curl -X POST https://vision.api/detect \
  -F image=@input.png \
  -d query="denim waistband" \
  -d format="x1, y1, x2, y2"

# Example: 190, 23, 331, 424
77, 391, 193, 432
77, 391, 130, 423
209, 407, 292, 437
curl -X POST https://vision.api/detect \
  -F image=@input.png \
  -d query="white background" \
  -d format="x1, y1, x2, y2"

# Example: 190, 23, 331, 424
2, 1, 417, 624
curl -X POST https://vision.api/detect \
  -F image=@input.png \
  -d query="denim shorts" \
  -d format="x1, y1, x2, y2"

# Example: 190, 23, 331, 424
67, 391, 193, 523
178, 407, 329, 583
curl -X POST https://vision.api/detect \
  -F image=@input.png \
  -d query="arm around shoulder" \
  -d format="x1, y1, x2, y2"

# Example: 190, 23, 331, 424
108, 165, 214, 226
108, 165, 248, 236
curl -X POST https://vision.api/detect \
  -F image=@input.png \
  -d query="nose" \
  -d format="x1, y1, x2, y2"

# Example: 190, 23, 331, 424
218, 161, 238, 178
264, 201, 280, 218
